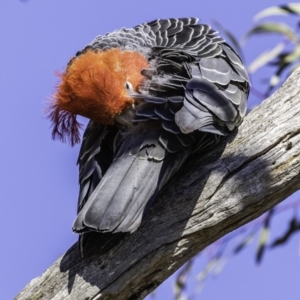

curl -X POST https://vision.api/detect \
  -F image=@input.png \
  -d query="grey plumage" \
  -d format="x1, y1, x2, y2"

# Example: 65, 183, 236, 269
72, 18, 250, 253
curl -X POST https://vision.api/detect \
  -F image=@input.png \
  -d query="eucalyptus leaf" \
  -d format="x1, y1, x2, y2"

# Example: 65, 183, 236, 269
256, 226, 269, 264
254, 3, 300, 21
233, 233, 255, 254
244, 22, 298, 42
248, 42, 286, 73
281, 44, 300, 63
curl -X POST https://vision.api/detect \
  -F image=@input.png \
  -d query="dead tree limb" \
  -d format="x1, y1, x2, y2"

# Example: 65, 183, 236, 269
16, 68, 300, 300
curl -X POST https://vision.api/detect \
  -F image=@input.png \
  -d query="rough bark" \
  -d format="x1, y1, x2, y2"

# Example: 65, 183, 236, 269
16, 68, 300, 300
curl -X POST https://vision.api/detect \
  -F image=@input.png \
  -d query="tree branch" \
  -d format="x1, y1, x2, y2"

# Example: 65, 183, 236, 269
16, 68, 300, 300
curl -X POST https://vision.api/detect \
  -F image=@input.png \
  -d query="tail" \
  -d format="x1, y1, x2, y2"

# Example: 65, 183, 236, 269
73, 128, 189, 235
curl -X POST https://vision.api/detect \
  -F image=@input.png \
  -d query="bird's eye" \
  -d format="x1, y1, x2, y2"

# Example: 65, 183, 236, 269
125, 81, 133, 91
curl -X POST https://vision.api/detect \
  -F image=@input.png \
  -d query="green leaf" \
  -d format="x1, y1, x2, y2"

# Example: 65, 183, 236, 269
254, 3, 300, 21
256, 210, 273, 264
263, 45, 300, 93
233, 233, 254, 254
244, 22, 298, 42
248, 42, 286, 73
281, 44, 300, 63
212, 257, 228, 275
256, 226, 269, 264
271, 217, 300, 248
174, 260, 193, 300
197, 257, 218, 282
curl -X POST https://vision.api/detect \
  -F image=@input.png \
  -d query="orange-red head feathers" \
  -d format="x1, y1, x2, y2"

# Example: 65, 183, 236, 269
47, 48, 149, 145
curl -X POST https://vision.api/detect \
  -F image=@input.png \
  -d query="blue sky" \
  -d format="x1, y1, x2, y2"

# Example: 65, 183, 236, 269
1, 1, 300, 299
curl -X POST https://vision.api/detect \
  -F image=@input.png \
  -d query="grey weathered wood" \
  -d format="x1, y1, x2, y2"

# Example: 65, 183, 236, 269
16, 68, 300, 300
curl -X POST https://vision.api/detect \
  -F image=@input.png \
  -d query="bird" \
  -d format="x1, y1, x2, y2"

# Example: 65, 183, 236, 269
48, 18, 250, 255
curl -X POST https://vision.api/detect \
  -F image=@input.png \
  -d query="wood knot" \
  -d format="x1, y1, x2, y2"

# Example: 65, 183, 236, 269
286, 141, 293, 150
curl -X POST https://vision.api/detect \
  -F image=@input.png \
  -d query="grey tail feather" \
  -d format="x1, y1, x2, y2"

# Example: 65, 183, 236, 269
73, 127, 192, 234
73, 152, 164, 234
73, 128, 189, 235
